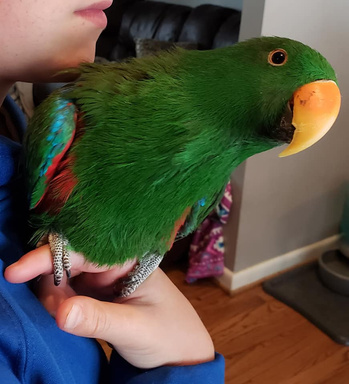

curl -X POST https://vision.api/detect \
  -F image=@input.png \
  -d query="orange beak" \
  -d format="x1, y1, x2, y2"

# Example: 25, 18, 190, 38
279, 80, 341, 157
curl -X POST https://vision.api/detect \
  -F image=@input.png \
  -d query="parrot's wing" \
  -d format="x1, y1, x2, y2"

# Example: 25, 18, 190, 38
177, 184, 227, 238
26, 99, 77, 209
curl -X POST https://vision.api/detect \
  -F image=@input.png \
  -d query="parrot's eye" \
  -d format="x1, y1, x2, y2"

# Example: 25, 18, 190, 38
268, 49, 288, 66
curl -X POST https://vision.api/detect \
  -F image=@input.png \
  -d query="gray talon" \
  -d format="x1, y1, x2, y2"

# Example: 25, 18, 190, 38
114, 253, 164, 298
48, 233, 72, 286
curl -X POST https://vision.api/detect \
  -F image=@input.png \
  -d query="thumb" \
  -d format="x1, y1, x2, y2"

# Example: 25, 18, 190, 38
56, 296, 139, 345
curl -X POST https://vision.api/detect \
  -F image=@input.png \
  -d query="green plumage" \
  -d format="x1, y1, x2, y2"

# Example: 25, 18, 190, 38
25, 37, 337, 266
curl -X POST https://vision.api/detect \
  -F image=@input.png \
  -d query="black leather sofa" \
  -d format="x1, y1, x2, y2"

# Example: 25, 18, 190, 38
33, 0, 241, 105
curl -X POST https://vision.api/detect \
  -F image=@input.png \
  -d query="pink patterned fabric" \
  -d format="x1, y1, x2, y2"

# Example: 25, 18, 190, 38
186, 182, 232, 283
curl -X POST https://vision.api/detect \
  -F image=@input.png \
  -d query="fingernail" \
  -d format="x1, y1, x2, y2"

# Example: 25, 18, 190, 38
64, 304, 82, 329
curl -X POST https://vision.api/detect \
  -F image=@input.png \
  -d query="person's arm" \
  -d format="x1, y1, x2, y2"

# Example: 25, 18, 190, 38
0, 359, 21, 384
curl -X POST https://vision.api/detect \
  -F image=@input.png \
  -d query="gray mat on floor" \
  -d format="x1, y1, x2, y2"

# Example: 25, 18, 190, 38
263, 261, 349, 345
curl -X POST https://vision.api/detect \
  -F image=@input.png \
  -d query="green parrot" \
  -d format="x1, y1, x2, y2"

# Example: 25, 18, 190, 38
25, 36, 341, 296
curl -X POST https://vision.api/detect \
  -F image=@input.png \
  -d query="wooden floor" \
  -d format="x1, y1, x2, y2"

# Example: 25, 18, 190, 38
164, 266, 349, 384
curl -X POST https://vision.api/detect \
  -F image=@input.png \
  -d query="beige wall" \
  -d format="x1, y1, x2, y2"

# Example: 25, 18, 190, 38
225, 0, 349, 271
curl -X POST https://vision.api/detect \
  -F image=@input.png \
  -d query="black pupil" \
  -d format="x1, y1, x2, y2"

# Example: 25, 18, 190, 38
272, 51, 285, 64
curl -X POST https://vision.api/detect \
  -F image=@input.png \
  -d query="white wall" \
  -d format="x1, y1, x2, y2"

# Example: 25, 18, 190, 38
226, 0, 349, 272
159, 0, 243, 10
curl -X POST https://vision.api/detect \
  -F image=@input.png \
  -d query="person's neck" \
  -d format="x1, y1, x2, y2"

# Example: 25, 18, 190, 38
0, 80, 13, 107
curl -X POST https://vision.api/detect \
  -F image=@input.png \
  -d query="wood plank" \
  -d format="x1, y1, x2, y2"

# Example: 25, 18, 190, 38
165, 266, 349, 384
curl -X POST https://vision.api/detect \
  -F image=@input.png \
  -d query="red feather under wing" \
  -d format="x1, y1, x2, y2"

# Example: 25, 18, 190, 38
35, 155, 78, 215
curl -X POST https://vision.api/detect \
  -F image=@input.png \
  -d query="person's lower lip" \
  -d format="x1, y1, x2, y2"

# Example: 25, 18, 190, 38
75, 9, 108, 28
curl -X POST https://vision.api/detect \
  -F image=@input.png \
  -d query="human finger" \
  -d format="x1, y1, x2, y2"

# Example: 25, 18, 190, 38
4, 245, 54, 283
56, 295, 144, 360
34, 274, 77, 316
4, 245, 88, 283
4, 244, 133, 284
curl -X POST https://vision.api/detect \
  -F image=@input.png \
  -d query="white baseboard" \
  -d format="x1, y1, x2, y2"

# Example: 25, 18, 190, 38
216, 234, 341, 292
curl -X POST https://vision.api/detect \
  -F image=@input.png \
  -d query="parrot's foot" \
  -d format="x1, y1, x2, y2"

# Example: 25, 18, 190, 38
114, 253, 164, 298
48, 233, 72, 286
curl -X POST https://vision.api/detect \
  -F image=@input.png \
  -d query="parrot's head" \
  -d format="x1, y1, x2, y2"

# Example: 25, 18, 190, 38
186, 36, 341, 158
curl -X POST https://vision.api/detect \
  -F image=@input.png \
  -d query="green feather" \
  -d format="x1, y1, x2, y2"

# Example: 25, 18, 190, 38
25, 37, 337, 266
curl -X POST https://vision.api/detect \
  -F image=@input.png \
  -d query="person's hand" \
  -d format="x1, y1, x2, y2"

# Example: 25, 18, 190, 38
5, 246, 215, 369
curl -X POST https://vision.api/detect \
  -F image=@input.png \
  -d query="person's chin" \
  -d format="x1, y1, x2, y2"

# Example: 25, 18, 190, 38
35, 55, 95, 83
60, 47, 96, 69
